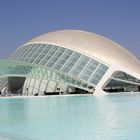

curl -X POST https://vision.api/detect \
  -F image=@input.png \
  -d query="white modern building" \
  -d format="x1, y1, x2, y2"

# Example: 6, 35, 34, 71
0, 30, 140, 96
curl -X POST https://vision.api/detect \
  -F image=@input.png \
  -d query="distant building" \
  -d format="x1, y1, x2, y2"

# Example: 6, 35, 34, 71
0, 30, 140, 96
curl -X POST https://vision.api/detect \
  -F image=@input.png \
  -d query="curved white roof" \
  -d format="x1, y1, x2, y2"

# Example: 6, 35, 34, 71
27, 30, 140, 74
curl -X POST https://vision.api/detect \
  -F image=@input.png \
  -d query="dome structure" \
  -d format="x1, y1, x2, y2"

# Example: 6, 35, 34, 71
0, 30, 140, 96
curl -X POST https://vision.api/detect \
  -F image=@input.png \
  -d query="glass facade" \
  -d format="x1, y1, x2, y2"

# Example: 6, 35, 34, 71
104, 71, 140, 93
112, 71, 140, 84
11, 43, 109, 87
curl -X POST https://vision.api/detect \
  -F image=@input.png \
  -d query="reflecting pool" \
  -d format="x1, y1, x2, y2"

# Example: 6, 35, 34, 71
0, 93, 140, 140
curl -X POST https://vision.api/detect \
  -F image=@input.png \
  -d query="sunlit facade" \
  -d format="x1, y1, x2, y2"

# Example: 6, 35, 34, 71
0, 30, 140, 96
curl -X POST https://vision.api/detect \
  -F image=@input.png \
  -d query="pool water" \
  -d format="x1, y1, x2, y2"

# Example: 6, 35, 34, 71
0, 94, 140, 140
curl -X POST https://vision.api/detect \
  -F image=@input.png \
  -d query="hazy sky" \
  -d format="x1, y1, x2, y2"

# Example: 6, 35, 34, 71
0, 0, 140, 59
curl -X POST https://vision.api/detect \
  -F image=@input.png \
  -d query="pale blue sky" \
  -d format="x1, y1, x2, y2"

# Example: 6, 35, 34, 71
0, 0, 140, 59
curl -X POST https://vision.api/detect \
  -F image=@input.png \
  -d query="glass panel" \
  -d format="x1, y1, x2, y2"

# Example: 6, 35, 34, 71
26, 44, 42, 63
70, 55, 90, 76
80, 59, 100, 81
61, 52, 81, 73
20, 44, 38, 61
15, 44, 33, 60
90, 79, 99, 85
47, 47, 65, 68
89, 64, 108, 85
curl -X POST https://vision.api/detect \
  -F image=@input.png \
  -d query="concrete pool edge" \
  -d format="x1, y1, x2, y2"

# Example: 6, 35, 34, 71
1, 92, 140, 99
0, 94, 94, 99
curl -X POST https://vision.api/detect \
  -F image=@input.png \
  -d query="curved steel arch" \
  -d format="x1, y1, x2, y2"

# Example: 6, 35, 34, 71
0, 59, 94, 93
